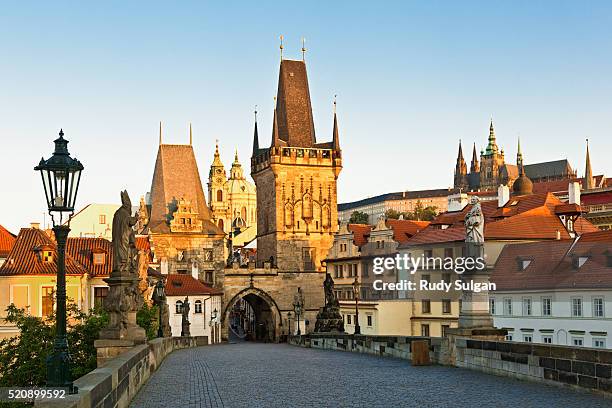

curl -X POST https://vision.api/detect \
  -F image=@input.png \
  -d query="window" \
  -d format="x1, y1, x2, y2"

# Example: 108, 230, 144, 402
347, 314, 352, 325
572, 298, 583, 317
93, 252, 105, 265
195, 300, 202, 314
367, 315, 372, 327
593, 297, 604, 318
362, 263, 369, 277
421, 324, 430, 337
205, 271, 213, 283
441, 325, 450, 337
216, 189, 223, 202
422, 300, 431, 314
442, 273, 451, 284
542, 335, 553, 344
523, 334, 533, 343
93, 287, 108, 309
442, 299, 451, 314
42, 250, 54, 263
99, 214, 106, 224
572, 337, 584, 347
444, 248, 454, 259
506, 334, 513, 341
542, 297, 552, 316
422, 274, 430, 284
41, 286, 54, 317
522, 298, 532, 316
489, 298, 496, 315
424, 249, 433, 259
175, 301, 183, 314
593, 338, 606, 349
504, 298, 513, 315
177, 269, 189, 275
519, 259, 531, 270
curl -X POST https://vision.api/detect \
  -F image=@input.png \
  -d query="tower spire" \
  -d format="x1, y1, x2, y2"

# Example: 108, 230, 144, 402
279, 35, 284, 61
585, 138, 594, 190
454, 139, 468, 189
332, 95, 340, 151
159, 121, 162, 145
252, 105, 259, 155
516, 137, 523, 173
189, 123, 193, 145
470, 142, 479, 172
301, 37, 306, 61
485, 118, 499, 155
271, 97, 281, 148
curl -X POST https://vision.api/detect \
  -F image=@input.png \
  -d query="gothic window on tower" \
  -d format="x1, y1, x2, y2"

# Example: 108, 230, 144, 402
218, 219, 224, 230
217, 190, 223, 202
303, 247, 315, 271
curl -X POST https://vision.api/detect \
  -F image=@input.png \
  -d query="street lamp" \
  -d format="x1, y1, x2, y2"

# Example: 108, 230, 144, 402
352, 277, 361, 335
153, 279, 166, 338
35, 129, 83, 394
293, 287, 304, 336
287, 311, 292, 336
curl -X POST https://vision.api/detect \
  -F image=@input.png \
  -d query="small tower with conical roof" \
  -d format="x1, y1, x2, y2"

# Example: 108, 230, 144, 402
585, 139, 594, 190
454, 140, 468, 189
512, 138, 533, 196
208, 142, 228, 230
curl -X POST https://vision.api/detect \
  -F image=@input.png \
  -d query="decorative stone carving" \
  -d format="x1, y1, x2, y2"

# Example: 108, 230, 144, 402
314, 273, 345, 333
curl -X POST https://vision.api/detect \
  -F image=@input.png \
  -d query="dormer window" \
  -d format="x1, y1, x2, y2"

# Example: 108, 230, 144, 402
516, 258, 532, 271
42, 250, 54, 263
93, 252, 105, 265
573, 256, 589, 269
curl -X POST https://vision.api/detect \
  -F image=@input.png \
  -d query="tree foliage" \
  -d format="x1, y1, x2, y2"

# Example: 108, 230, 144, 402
137, 302, 159, 341
349, 210, 369, 224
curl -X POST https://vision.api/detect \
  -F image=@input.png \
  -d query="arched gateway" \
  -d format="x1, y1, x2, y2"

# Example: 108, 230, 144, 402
223, 287, 281, 342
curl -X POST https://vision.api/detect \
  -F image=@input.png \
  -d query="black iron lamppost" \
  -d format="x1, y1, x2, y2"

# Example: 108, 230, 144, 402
293, 287, 304, 336
35, 129, 83, 394
352, 277, 361, 335
154, 279, 166, 338
287, 311, 292, 336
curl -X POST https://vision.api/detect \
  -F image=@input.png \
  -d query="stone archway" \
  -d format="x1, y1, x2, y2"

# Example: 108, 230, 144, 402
222, 287, 282, 343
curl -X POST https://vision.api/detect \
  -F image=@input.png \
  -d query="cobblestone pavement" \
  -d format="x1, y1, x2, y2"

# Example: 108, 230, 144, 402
130, 343, 611, 408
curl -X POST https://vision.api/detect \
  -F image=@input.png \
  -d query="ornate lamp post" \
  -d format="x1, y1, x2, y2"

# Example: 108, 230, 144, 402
153, 279, 166, 338
293, 287, 304, 336
352, 277, 361, 335
34, 129, 83, 394
287, 311, 292, 336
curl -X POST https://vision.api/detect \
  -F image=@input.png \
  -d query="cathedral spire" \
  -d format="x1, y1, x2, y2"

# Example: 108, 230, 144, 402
454, 139, 468, 189
585, 138, 594, 190
332, 96, 340, 151
470, 142, 479, 172
252, 107, 259, 155
485, 118, 499, 156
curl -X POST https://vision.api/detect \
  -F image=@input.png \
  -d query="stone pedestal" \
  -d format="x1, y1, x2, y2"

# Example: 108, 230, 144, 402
458, 265, 494, 329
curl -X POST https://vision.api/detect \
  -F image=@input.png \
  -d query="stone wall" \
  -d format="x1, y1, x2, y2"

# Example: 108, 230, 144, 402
289, 333, 448, 364
35, 337, 203, 408
456, 338, 612, 395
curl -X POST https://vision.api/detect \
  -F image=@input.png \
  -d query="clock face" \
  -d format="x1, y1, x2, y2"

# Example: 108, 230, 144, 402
216, 168, 222, 174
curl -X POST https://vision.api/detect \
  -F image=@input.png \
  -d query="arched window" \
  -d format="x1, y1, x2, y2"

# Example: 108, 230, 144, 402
175, 301, 183, 314
217, 189, 223, 202
218, 219, 224, 230
195, 300, 202, 314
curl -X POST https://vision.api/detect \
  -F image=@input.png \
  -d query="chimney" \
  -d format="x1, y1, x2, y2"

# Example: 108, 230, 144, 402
30, 222, 40, 229
191, 261, 199, 280
497, 185, 510, 207
568, 181, 581, 205
447, 192, 469, 212
556, 230, 561, 240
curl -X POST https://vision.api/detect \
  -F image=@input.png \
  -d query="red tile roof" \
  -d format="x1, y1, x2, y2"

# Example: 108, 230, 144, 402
0, 225, 16, 257
67, 237, 112, 277
0, 228, 87, 276
347, 224, 372, 247
491, 230, 612, 291
582, 190, 612, 206
401, 192, 598, 246
164, 274, 222, 296
385, 219, 430, 243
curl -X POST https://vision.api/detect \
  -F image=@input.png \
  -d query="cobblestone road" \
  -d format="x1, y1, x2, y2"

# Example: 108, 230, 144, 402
130, 343, 611, 408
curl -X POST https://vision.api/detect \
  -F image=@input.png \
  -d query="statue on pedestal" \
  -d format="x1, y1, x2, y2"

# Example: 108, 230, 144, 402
181, 297, 191, 337
314, 273, 344, 333
465, 196, 484, 260
97, 191, 146, 344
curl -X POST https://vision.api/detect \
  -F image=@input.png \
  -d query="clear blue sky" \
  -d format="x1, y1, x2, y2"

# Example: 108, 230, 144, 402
1, 1, 611, 232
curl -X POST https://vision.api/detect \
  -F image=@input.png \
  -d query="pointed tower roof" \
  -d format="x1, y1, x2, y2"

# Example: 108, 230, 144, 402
457, 139, 465, 161
585, 138, 594, 190
211, 141, 224, 168
271, 105, 282, 148
274, 59, 316, 147
148, 140, 219, 234
470, 142, 480, 172
252, 108, 259, 155
230, 149, 245, 180
485, 119, 499, 156
332, 100, 340, 151
516, 137, 523, 168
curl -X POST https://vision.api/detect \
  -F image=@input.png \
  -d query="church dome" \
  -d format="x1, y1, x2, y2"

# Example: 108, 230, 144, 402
512, 174, 533, 195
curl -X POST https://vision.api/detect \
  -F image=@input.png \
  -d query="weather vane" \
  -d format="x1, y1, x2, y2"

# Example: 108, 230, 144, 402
301, 37, 306, 61
279, 35, 284, 60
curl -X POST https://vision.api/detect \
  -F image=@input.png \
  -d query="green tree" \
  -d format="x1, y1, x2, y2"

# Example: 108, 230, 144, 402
137, 302, 159, 341
384, 209, 400, 219
349, 210, 369, 224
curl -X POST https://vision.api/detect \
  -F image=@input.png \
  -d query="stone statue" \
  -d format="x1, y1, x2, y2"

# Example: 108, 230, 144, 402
314, 273, 344, 333
96, 190, 146, 354
151, 278, 171, 337
112, 190, 139, 274
465, 196, 484, 244
181, 297, 191, 337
